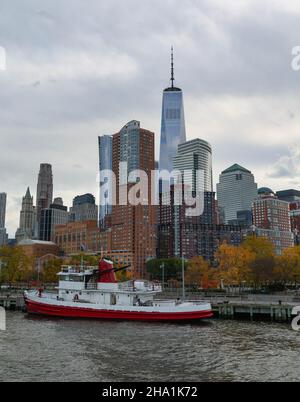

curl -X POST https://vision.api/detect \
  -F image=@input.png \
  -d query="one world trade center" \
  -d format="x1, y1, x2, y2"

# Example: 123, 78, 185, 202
159, 48, 186, 189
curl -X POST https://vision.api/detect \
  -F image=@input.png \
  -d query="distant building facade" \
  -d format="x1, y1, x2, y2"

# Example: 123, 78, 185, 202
158, 187, 242, 262
276, 189, 300, 203
289, 202, 300, 245
39, 198, 68, 242
275, 189, 300, 245
228, 210, 253, 228
19, 239, 60, 271
0, 193, 7, 246
252, 188, 294, 255
69, 193, 98, 223
217, 164, 258, 224
19, 239, 60, 259
54, 220, 101, 255
15, 188, 36, 243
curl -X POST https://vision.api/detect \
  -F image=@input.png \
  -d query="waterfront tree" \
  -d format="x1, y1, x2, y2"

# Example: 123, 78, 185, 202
274, 246, 300, 285
186, 256, 217, 289
0, 246, 33, 285
215, 243, 254, 286
42, 258, 63, 283
242, 236, 276, 286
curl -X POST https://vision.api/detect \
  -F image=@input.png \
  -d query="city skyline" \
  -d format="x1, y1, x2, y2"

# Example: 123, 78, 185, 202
2, 1, 300, 236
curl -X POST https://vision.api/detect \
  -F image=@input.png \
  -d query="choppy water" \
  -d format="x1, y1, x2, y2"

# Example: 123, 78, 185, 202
0, 312, 299, 382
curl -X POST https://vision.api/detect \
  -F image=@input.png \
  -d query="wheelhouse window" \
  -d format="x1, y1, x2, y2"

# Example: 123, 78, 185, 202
59, 275, 84, 282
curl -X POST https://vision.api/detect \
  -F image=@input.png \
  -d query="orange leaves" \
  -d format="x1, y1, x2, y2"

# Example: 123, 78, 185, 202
215, 243, 254, 286
274, 246, 300, 283
186, 256, 217, 289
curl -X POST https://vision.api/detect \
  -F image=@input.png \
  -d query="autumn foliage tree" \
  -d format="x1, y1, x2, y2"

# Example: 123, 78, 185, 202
215, 243, 254, 286
274, 246, 300, 284
186, 256, 217, 289
0, 246, 34, 285
42, 258, 63, 283
242, 236, 276, 286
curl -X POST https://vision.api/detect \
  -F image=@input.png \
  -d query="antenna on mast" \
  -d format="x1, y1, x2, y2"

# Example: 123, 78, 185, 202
171, 46, 174, 88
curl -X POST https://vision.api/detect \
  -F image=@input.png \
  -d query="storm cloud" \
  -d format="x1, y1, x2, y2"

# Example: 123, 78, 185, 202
1, 0, 300, 235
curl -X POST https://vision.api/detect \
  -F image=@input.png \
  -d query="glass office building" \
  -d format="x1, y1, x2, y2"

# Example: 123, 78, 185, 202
98, 135, 113, 227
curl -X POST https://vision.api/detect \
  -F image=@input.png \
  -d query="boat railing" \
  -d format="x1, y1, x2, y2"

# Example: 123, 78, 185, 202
187, 299, 211, 305
118, 282, 162, 293
61, 265, 97, 274
32, 291, 59, 301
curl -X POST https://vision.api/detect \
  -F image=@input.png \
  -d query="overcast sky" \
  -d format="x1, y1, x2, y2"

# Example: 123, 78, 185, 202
1, 0, 300, 236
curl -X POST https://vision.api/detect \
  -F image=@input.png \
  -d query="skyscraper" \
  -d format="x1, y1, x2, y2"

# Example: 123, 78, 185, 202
159, 48, 186, 178
15, 188, 36, 243
217, 164, 258, 224
102, 120, 157, 277
173, 138, 213, 192
0, 193, 6, 230
168, 138, 214, 258
0, 193, 7, 246
36, 164, 53, 232
98, 135, 113, 228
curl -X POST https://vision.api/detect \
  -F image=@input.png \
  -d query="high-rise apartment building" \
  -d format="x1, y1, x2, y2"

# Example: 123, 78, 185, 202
15, 188, 36, 243
0, 193, 7, 246
217, 164, 258, 224
159, 49, 186, 189
101, 120, 157, 277
158, 187, 242, 262
98, 135, 113, 228
36, 164, 53, 232
252, 188, 294, 255
69, 194, 98, 223
274, 189, 300, 245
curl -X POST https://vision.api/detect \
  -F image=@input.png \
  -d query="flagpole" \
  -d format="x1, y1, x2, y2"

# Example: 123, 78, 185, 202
182, 254, 185, 301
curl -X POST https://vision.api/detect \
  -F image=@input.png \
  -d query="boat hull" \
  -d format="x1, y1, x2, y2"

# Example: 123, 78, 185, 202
25, 298, 213, 322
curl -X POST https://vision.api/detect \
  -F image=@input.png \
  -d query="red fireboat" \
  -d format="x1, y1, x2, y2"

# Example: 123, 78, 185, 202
24, 259, 213, 322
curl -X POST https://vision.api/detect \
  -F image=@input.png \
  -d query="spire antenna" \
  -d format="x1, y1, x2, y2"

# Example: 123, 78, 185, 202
171, 46, 174, 88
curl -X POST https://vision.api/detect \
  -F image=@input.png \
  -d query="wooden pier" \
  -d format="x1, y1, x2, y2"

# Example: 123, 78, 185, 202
211, 301, 295, 322
0, 294, 25, 310
160, 291, 300, 322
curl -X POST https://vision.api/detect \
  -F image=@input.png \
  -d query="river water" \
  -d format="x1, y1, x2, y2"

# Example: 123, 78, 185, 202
0, 312, 299, 382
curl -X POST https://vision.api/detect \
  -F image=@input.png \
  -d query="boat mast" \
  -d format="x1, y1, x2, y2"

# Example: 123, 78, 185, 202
182, 254, 185, 301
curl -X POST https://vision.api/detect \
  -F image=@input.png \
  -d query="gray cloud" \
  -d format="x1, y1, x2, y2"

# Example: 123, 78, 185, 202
267, 146, 300, 179
1, 0, 300, 235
